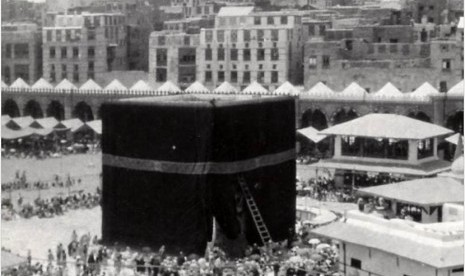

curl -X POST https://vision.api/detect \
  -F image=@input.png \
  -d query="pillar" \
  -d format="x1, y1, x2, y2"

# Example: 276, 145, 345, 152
408, 140, 418, 163
334, 136, 342, 158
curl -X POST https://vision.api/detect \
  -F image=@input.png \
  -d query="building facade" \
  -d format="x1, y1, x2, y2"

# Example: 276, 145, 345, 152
304, 23, 464, 92
1, 23, 43, 85
149, 31, 200, 88
196, 7, 304, 90
42, 13, 128, 85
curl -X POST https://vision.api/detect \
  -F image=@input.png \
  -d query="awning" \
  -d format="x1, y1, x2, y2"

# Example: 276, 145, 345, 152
297, 126, 327, 143
319, 114, 453, 140
1, 126, 33, 140
445, 133, 464, 145
310, 158, 452, 176
357, 177, 463, 206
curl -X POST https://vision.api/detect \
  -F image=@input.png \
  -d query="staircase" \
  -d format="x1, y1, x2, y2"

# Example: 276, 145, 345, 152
238, 176, 272, 245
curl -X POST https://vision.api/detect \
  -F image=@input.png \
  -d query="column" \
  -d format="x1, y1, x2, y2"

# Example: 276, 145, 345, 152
408, 140, 418, 163
334, 136, 342, 158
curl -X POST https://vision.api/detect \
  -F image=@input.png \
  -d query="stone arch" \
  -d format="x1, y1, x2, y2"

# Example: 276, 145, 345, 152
446, 110, 464, 134
2, 99, 20, 117
301, 108, 328, 130
331, 107, 359, 125
23, 100, 44, 118
73, 101, 94, 122
46, 100, 65, 120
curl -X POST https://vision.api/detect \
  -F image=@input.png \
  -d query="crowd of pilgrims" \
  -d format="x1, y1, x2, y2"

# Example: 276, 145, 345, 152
296, 173, 405, 203
2, 171, 82, 193
1, 189, 101, 221
2, 137, 100, 160
3, 222, 340, 276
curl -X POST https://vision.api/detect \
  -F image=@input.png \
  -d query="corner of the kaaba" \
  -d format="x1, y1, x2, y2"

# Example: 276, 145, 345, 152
100, 95, 296, 256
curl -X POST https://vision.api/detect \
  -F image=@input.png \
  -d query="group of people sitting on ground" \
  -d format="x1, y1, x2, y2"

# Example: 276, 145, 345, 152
1, 138, 101, 160
296, 176, 355, 203
1, 189, 101, 221
3, 223, 341, 276
2, 171, 82, 192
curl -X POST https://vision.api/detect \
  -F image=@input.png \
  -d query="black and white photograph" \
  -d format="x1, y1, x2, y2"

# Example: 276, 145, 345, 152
0, 0, 464, 275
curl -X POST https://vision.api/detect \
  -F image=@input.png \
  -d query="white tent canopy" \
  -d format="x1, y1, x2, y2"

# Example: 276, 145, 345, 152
156, 81, 182, 94
242, 81, 268, 95
10, 78, 30, 89
303, 82, 334, 97
297, 126, 328, 143
213, 81, 238, 94
448, 80, 464, 97
30, 117, 60, 129
185, 81, 210, 94
130, 80, 152, 91
375, 82, 403, 97
104, 79, 127, 91
411, 82, 439, 97
55, 79, 78, 90
80, 79, 103, 91
86, 120, 102, 135
446, 133, 464, 145
1, 80, 8, 89
31, 78, 54, 90
274, 81, 299, 96
2, 115, 11, 126
340, 82, 367, 97
320, 114, 453, 140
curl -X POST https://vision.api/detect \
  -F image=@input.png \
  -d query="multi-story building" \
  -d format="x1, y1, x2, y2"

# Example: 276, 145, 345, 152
166, 0, 217, 19
197, 6, 305, 89
1, 0, 46, 24
150, 6, 308, 90
42, 12, 128, 84
1, 23, 42, 85
304, 22, 464, 92
149, 31, 200, 88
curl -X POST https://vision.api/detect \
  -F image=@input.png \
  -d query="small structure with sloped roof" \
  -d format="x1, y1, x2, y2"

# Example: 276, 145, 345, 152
2, 115, 11, 126
31, 78, 54, 90
130, 80, 153, 92
185, 81, 210, 94
213, 81, 238, 94
79, 79, 103, 92
374, 82, 403, 97
156, 81, 182, 94
410, 82, 439, 97
312, 210, 463, 276
273, 81, 300, 96
448, 80, 464, 97
29, 117, 60, 129
6, 116, 34, 130
55, 79, 78, 90
339, 82, 368, 98
241, 81, 268, 95
313, 114, 454, 183
104, 79, 127, 91
302, 82, 334, 98
9, 78, 30, 89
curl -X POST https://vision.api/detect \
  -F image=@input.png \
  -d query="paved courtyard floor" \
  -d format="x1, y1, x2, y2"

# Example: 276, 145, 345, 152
2, 155, 354, 261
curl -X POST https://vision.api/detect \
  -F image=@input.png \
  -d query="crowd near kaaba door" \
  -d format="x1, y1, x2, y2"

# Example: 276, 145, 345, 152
101, 95, 296, 255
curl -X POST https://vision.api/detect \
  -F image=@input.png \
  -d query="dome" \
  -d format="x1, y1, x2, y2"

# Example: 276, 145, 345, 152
451, 155, 464, 177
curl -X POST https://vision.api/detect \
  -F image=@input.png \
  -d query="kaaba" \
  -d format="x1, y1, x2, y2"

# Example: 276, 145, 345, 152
101, 95, 296, 255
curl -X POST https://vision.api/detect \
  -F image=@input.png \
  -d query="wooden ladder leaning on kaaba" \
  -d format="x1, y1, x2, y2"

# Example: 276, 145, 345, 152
237, 175, 272, 245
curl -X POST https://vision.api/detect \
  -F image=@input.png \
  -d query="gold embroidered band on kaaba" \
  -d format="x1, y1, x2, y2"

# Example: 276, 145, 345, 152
102, 149, 295, 175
